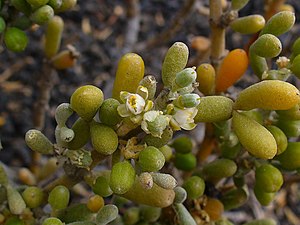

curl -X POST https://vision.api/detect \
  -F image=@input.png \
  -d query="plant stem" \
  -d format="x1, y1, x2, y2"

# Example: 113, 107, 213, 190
209, 0, 226, 71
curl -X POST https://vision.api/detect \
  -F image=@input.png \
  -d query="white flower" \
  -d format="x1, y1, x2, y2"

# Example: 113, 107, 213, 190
171, 107, 198, 130
126, 94, 146, 115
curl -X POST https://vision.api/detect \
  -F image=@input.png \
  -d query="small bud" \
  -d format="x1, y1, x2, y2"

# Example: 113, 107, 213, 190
176, 94, 201, 108
175, 68, 197, 89
25, 129, 54, 154
96, 204, 119, 224
174, 186, 187, 204
151, 172, 177, 189
250, 34, 282, 58
30, 5, 54, 25
139, 172, 153, 190
139, 75, 157, 100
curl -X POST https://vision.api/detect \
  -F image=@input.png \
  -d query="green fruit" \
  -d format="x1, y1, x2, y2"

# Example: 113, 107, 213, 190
266, 125, 288, 155
249, 50, 268, 79
202, 159, 237, 183
42, 218, 64, 225
138, 146, 165, 172
112, 53, 145, 101
159, 145, 173, 162
220, 188, 248, 210
70, 85, 104, 121
123, 207, 140, 225
230, 15, 265, 34
254, 184, 275, 206
26, 0, 49, 7
121, 177, 175, 208
140, 205, 161, 222
96, 204, 119, 224
144, 126, 173, 148
4, 27, 28, 52
231, 0, 249, 10
11, 0, 31, 15
232, 111, 277, 159
48, 185, 70, 210
48, 0, 62, 9
291, 54, 300, 78
170, 136, 193, 154
174, 153, 196, 171
30, 5, 54, 25
250, 34, 282, 58
194, 96, 233, 123
182, 176, 205, 200
110, 161, 135, 195
0, 17, 5, 33
99, 98, 122, 126
22, 186, 44, 208
54, 0, 77, 13
90, 122, 118, 155
67, 118, 90, 150
92, 176, 113, 197
6, 185, 26, 215
162, 42, 189, 88
234, 80, 300, 111
260, 11, 295, 36
276, 142, 300, 170
57, 204, 94, 223
25, 129, 54, 154
4, 217, 25, 225
276, 118, 300, 138
255, 164, 283, 193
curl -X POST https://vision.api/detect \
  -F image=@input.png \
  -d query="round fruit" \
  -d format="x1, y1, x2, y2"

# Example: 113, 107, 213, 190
70, 85, 104, 121
174, 153, 196, 171
4, 27, 28, 52
48, 185, 70, 210
22, 186, 44, 208
182, 176, 205, 200
138, 146, 165, 172
255, 164, 283, 193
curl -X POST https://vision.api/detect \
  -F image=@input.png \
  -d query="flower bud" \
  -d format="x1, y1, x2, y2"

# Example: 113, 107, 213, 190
30, 5, 54, 25
96, 204, 119, 224
250, 34, 282, 58
162, 42, 189, 88
260, 11, 295, 36
230, 15, 265, 34
25, 129, 54, 154
176, 94, 200, 108
139, 75, 157, 100
151, 172, 177, 189
175, 68, 197, 89
65, 149, 92, 169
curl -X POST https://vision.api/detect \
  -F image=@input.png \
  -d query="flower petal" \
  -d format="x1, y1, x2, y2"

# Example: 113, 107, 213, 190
117, 104, 131, 117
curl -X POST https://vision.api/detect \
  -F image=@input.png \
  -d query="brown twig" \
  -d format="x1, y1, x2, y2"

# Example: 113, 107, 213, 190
122, 0, 141, 54
134, 0, 196, 51
209, 0, 226, 71
33, 62, 58, 131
